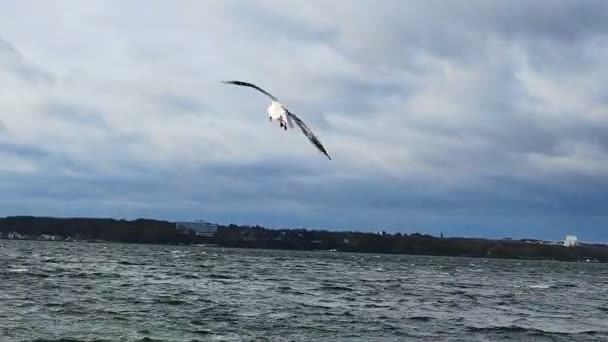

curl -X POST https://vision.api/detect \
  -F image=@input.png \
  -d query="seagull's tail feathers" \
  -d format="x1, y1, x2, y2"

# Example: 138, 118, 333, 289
287, 111, 331, 160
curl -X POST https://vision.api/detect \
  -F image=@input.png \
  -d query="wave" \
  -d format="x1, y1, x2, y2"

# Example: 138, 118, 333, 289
441, 281, 484, 289
468, 325, 539, 333
182, 274, 200, 279
318, 285, 353, 292
117, 260, 142, 266
193, 329, 212, 335
4, 269, 50, 278
206, 273, 233, 280
28, 339, 111, 342
363, 303, 392, 308
154, 298, 188, 306
467, 325, 604, 336
275, 285, 308, 295
407, 316, 434, 322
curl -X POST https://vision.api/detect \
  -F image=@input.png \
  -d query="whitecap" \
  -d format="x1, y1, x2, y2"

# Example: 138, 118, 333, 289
9, 268, 29, 273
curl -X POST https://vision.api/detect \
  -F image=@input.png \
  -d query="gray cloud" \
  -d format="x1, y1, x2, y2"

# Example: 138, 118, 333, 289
0, 1, 607, 241
46, 102, 109, 128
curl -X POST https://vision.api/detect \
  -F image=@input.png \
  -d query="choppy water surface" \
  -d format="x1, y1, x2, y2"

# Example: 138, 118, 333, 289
1, 240, 607, 341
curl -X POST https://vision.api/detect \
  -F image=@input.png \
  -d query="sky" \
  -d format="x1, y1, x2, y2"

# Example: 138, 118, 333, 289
1, 1, 607, 242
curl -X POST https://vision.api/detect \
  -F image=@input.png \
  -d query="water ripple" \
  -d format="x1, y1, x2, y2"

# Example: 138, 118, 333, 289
1, 240, 607, 341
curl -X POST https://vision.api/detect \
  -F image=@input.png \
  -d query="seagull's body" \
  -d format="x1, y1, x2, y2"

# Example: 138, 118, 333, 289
222, 80, 331, 160
267, 100, 294, 129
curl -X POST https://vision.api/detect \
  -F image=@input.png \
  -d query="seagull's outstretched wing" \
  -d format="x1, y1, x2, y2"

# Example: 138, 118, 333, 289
221, 80, 279, 102
287, 110, 331, 160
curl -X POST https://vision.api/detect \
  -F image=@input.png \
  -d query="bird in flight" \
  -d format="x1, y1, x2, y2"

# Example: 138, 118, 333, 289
221, 80, 331, 160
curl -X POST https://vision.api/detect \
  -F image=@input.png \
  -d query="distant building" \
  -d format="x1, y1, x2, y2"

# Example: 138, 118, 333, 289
241, 231, 256, 242
7, 232, 23, 239
175, 220, 218, 237
564, 235, 578, 247
273, 232, 287, 241
39, 234, 61, 241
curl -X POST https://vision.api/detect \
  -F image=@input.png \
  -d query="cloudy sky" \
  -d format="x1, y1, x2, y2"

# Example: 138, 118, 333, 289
1, 1, 607, 242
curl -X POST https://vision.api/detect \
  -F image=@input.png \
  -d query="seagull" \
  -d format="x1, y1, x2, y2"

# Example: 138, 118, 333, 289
221, 80, 331, 160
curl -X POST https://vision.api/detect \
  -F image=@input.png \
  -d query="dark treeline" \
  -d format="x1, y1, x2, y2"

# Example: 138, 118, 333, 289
1, 216, 607, 262
215, 225, 608, 262
0, 216, 187, 244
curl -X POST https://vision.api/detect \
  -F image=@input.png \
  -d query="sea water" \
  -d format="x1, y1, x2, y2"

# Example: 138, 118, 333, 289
1, 240, 607, 341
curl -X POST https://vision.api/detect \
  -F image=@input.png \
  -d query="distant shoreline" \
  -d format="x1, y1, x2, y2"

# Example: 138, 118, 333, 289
1, 238, 604, 265
1, 215, 606, 263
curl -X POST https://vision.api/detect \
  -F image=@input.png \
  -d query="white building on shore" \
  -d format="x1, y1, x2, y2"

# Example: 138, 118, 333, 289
7, 232, 23, 239
564, 235, 578, 247
175, 220, 218, 237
